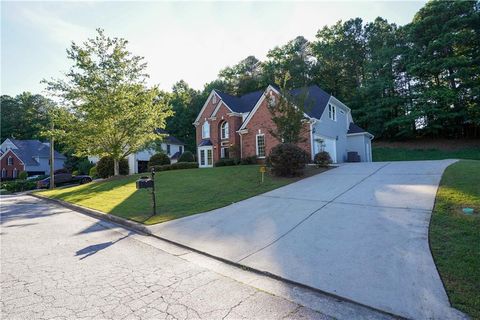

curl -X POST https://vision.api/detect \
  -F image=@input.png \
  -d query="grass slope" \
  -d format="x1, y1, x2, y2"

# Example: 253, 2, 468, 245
373, 147, 480, 162
38, 165, 325, 225
429, 160, 480, 318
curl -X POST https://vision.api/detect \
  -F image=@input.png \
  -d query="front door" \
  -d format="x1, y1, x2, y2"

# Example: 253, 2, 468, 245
198, 146, 213, 168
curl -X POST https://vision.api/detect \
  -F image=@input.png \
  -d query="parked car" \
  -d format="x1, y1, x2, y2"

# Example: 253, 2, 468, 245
26, 175, 43, 181
36, 173, 92, 189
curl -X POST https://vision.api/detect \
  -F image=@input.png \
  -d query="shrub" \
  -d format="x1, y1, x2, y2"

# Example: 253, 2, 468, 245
89, 166, 98, 178
18, 171, 28, 180
1, 180, 36, 193
314, 151, 332, 167
150, 162, 198, 172
240, 156, 257, 165
96, 156, 129, 178
149, 153, 171, 167
266, 143, 309, 177
178, 151, 195, 162
215, 159, 236, 167
77, 158, 95, 175
72, 170, 79, 176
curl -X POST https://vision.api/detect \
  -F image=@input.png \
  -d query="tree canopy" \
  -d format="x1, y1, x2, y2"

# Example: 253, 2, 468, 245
43, 29, 173, 175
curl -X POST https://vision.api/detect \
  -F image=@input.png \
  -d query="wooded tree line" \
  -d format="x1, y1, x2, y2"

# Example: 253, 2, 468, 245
2, 1, 479, 154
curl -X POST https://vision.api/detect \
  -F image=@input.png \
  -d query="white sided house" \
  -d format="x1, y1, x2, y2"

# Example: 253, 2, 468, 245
194, 85, 373, 167
89, 129, 185, 175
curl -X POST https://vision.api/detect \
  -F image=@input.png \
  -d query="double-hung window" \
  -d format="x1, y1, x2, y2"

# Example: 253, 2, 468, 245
167, 144, 171, 155
202, 121, 210, 139
256, 134, 266, 158
328, 104, 336, 121
220, 122, 229, 139
7, 156, 13, 165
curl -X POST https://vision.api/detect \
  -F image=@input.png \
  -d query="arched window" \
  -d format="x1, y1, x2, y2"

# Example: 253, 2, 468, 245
220, 121, 229, 139
13, 168, 18, 178
202, 121, 210, 139
7, 156, 13, 165
1, 168, 6, 178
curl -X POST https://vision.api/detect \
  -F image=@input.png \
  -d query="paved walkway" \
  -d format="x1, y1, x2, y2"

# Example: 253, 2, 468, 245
1, 195, 330, 320
148, 160, 466, 319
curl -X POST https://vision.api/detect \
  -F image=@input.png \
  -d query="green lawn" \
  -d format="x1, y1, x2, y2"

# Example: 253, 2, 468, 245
37, 165, 326, 225
373, 147, 480, 162
429, 160, 480, 318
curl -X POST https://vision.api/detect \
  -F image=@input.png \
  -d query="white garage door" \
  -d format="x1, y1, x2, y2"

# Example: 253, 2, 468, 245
314, 135, 337, 163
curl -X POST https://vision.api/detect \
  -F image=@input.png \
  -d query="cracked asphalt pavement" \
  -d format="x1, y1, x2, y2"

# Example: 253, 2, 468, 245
1, 195, 330, 320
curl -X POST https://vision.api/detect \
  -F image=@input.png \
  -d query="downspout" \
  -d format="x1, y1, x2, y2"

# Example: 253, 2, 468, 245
239, 132, 243, 159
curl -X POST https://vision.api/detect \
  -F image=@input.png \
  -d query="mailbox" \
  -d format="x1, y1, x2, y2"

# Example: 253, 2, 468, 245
136, 176, 154, 189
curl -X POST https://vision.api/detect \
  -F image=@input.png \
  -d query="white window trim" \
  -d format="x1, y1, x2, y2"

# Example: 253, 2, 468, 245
256, 134, 266, 159
13, 168, 17, 178
220, 121, 229, 139
1, 168, 6, 178
7, 156, 13, 165
328, 104, 336, 121
202, 121, 210, 139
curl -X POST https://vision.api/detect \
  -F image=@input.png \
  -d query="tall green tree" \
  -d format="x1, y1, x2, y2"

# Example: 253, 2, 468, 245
43, 29, 173, 175
0, 93, 56, 142
405, 0, 480, 138
219, 56, 266, 95
263, 36, 313, 89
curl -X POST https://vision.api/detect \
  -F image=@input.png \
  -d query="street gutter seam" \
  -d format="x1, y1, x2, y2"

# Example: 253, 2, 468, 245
28, 191, 403, 320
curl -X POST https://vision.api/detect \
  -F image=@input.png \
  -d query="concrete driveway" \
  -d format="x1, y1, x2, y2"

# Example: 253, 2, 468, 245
148, 160, 464, 319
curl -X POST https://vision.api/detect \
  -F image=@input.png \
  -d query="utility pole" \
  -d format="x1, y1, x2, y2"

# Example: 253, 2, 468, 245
50, 122, 55, 190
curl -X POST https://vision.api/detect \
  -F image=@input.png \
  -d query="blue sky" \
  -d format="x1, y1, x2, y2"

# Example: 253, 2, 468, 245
1, 1, 425, 96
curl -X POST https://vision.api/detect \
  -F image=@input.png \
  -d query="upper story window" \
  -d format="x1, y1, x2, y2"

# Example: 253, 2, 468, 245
202, 121, 210, 139
220, 121, 229, 139
328, 104, 336, 121
256, 134, 266, 158
7, 156, 13, 165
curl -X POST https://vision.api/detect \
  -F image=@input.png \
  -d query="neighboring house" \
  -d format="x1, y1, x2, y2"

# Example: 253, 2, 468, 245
0, 139, 66, 175
88, 129, 185, 175
194, 85, 373, 168
0, 149, 25, 179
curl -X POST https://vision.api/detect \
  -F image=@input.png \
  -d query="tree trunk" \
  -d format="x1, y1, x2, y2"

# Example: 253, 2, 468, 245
113, 158, 120, 176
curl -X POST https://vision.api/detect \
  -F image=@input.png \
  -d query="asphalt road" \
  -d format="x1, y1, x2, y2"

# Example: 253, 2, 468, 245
0, 195, 329, 320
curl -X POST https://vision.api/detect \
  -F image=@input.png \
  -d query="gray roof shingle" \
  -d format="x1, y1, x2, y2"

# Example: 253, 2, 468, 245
155, 129, 184, 145
10, 139, 66, 167
214, 85, 332, 119
347, 123, 367, 134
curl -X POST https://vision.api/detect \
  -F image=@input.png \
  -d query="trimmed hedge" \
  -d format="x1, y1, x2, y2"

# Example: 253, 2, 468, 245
18, 171, 28, 180
267, 143, 309, 177
97, 157, 129, 178
178, 151, 195, 162
240, 156, 257, 165
149, 153, 171, 167
1, 180, 37, 193
215, 158, 236, 167
149, 162, 199, 172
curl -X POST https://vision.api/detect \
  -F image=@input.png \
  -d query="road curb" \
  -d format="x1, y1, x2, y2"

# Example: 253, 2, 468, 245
29, 193, 153, 235
28, 192, 406, 320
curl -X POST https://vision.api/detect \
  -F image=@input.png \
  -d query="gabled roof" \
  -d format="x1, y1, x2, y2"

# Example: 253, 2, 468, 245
347, 123, 367, 134
214, 85, 332, 120
198, 139, 213, 147
0, 148, 25, 165
8, 139, 66, 166
155, 129, 184, 145
289, 85, 331, 119
214, 90, 264, 114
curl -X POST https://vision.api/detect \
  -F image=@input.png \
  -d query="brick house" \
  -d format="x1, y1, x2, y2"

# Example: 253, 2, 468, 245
194, 85, 373, 167
0, 149, 25, 180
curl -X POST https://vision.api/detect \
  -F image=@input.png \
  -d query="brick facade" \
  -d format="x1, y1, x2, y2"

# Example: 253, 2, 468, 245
240, 91, 312, 161
196, 90, 313, 165
195, 95, 243, 164
0, 149, 25, 179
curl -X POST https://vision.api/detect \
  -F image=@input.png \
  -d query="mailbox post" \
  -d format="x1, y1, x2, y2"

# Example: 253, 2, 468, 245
136, 169, 157, 216
151, 168, 156, 216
